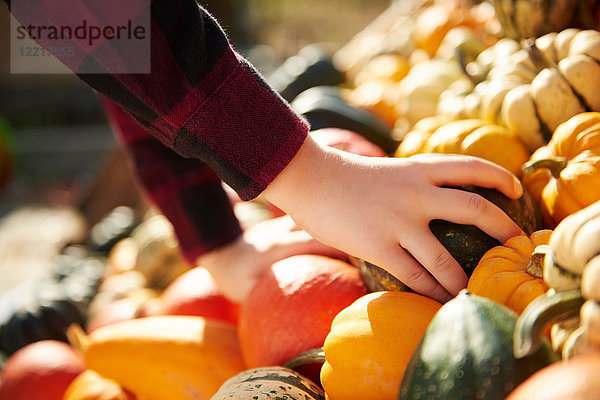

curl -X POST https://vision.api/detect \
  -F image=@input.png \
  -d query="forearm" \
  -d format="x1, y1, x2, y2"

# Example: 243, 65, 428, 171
102, 97, 243, 264
5, 0, 309, 201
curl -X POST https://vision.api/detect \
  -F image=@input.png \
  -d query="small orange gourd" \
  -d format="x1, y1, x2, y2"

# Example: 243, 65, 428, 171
467, 230, 552, 314
522, 112, 600, 228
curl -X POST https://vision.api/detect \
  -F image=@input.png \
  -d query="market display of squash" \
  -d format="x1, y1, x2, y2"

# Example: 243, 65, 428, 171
467, 230, 552, 314
521, 112, 600, 227
6, 0, 600, 398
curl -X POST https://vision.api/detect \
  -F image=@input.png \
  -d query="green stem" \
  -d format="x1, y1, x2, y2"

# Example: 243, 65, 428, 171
284, 348, 326, 370
513, 289, 584, 359
522, 157, 568, 179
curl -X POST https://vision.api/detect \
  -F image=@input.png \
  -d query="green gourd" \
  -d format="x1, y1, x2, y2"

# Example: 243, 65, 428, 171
210, 366, 325, 400
399, 291, 557, 400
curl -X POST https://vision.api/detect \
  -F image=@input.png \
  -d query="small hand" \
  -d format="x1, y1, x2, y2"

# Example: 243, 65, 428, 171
197, 215, 346, 303
264, 137, 525, 303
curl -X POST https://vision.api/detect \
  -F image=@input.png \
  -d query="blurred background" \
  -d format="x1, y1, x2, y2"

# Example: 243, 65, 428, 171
0, 0, 390, 295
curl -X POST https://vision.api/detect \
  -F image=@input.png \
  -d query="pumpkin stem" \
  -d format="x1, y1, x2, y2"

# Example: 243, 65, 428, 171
526, 245, 549, 279
66, 323, 89, 354
522, 157, 568, 179
283, 348, 326, 370
523, 39, 555, 71
513, 289, 584, 359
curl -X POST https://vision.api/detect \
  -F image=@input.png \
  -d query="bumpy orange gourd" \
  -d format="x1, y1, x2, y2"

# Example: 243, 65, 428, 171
320, 291, 441, 400
63, 370, 137, 400
467, 230, 552, 314
522, 112, 600, 228
68, 316, 245, 400
396, 118, 530, 176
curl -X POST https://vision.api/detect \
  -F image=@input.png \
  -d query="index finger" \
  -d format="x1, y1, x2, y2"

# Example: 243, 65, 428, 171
415, 155, 523, 199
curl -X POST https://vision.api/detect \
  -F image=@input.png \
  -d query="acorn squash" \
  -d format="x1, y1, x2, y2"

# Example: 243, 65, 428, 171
399, 291, 558, 400
430, 185, 540, 277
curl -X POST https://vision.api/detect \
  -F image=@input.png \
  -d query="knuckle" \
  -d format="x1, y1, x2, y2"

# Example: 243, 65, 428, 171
431, 251, 456, 273
466, 194, 488, 216
403, 266, 429, 287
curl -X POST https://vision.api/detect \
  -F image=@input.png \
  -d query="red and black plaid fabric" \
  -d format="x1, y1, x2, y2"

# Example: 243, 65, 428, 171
6, 0, 310, 261
103, 98, 242, 262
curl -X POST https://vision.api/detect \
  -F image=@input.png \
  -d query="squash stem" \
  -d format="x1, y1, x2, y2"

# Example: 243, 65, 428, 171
514, 289, 584, 359
525, 245, 549, 279
523, 39, 556, 71
522, 157, 568, 179
66, 323, 89, 354
283, 348, 326, 370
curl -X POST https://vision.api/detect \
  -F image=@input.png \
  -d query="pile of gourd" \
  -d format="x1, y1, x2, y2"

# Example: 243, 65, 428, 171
2, 0, 600, 399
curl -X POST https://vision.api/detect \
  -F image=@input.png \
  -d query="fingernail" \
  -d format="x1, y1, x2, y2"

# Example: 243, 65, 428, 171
513, 177, 523, 197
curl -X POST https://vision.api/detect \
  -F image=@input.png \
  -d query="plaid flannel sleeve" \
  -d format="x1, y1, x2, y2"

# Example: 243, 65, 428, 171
5, 0, 309, 201
102, 97, 242, 263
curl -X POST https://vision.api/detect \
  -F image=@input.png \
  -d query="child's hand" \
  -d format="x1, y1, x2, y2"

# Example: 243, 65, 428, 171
197, 215, 346, 303
264, 136, 525, 303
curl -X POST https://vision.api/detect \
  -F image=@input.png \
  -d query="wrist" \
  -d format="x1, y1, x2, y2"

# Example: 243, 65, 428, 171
263, 135, 343, 222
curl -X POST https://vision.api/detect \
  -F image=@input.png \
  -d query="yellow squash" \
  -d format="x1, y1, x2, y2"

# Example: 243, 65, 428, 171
396, 117, 529, 176
68, 316, 245, 400
320, 291, 441, 400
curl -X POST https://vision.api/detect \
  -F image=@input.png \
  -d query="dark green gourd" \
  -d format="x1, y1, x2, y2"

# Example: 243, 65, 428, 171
399, 291, 557, 400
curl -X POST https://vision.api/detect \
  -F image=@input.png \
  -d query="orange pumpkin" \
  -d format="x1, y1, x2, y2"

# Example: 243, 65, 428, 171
467, 230, 552, 314
139, 267, 240, 325
320, 291, 441, 400
0, 340, 85, 400
506, 353, 600, 400
63, 370, 137, 400
522, 112, 600, 228
238, 255, 367, 368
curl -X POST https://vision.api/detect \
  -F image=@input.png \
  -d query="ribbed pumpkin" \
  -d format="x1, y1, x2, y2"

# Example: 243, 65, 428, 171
478, 29, 600, 152
320, 291, 441, 400
63, 370, 137, 400
467, 230, 552, 314
238, 255, 367, 368
396, 117, 530, 175
68, 316, 245, 400
521, 112, 600, 228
